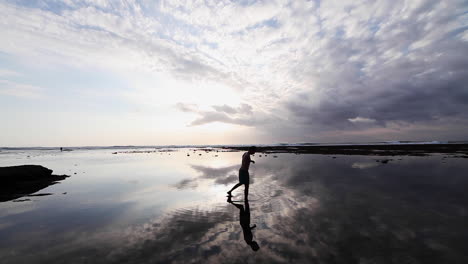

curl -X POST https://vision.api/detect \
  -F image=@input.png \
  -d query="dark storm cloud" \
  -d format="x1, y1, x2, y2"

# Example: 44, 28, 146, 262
286, 38, 468, 130
282, 1, 468, 137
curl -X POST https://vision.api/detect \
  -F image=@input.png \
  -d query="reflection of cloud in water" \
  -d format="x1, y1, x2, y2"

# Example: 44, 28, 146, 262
174, 164, 239, 189
3, 153, 468, 263
351, 162, 379, 169
173, 178, 198, 189
106, 172, 322, 263
191, 164, 238, 179
8, 163, 321, 263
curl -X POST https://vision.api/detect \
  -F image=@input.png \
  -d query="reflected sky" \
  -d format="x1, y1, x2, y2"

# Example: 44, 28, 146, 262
1, 149, 468, 263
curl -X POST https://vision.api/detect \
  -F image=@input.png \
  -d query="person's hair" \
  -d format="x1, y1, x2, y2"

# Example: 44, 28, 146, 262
248, 146, 256, 152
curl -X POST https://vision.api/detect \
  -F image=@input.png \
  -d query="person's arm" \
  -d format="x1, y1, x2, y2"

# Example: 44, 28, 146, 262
250, 224, 256, 229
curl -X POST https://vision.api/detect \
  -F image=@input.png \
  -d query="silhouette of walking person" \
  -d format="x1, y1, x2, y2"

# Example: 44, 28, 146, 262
227, 194, 260, 251
227, 146, 256, 198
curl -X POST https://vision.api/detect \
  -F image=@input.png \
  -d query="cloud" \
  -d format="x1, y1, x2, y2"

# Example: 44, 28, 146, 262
0, 80, 44, 98
0, 69, 20, 77
173, 0, 468, 141
176, 102, 271, 127
348, 117, 376, 123
2, 0, 468, 143
212, 105, 237, 114
0, 1, 250, 90
175, 102, 199, 113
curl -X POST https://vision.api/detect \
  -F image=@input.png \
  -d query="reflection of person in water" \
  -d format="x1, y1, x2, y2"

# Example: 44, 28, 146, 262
227, 195, 260, 251
227, 146, 256, 198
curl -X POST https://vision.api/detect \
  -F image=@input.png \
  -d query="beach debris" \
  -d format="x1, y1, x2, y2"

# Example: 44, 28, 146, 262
273, 155, 278, 158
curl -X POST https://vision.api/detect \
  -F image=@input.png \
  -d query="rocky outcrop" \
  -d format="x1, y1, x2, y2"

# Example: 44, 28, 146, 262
0, 165, 69, 202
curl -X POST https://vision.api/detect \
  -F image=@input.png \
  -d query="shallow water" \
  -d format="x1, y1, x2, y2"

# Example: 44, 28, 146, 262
1, 149, 468, 263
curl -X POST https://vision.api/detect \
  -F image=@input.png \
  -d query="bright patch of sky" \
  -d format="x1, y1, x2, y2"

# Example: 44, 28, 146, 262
1, 0, 467, 146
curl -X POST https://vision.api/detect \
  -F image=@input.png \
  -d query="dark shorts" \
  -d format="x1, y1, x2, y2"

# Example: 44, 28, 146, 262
239, 169, 249, 184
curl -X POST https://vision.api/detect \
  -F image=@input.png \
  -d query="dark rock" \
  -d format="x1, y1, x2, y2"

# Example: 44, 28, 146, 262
0, 165, 69, 202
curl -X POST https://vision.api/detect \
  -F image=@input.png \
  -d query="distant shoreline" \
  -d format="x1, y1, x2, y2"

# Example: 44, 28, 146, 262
2, 143, 468, 157
220, 143, 468, 156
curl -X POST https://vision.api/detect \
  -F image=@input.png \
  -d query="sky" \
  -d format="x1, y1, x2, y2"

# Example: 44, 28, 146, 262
1, 0, 467, 147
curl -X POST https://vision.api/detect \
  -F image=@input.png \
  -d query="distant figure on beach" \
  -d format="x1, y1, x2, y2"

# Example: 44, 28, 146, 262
227, 146, 256, 198
60, 147, 63, 152
227, 194, 260, 251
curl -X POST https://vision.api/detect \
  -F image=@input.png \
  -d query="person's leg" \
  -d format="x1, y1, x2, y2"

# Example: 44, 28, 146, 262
244, 183, 249, 199
228, 183, 242, 194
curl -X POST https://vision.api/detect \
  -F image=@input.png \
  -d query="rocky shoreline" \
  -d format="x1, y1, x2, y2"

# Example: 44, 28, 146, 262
219, 143, 468, 156
0, 165, 69, 202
